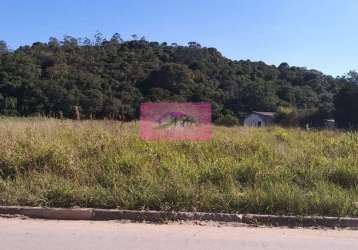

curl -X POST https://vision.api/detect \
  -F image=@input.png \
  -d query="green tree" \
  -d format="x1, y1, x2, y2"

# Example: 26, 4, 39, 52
0, 40, 9, 55
334, 83, 358, 129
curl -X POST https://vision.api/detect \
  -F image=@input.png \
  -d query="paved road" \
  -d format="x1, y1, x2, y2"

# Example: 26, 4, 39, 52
0, 217, 357, 250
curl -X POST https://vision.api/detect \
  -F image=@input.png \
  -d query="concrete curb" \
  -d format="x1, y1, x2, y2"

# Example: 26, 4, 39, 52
93, 209, 243, 223
0, 206, 357, 229
0, 206, 93, 220
242, 214, 358, 229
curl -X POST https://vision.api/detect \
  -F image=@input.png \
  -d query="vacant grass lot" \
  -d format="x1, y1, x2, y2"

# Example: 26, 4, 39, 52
0, 118, 357, 217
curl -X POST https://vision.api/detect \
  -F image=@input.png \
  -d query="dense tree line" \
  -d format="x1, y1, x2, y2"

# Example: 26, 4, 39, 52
0, 33, 356, 127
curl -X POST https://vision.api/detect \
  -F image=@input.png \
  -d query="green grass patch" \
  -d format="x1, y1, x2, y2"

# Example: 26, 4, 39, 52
0, 118, 357, 216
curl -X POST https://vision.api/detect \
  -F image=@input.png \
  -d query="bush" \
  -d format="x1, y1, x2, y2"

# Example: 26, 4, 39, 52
216, 114, 240, 127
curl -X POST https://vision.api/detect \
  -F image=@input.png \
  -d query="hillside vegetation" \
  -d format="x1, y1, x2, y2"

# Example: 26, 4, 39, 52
0, 118, 357, 216
0, 35, 351, 124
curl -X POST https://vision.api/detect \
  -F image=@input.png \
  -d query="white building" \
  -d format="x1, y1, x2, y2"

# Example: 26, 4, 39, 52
324, 119, 335, 129
244, 112, 275, 127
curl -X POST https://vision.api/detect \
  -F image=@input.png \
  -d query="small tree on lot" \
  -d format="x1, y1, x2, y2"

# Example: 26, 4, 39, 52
216, 114, 240, 127
274, 107, 300, 127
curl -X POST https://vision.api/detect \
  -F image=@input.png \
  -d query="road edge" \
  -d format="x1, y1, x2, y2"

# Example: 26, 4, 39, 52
0, 206, 357, 229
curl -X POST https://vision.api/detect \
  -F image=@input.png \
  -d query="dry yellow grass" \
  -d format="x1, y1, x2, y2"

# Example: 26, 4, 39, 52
0, 117, 357, 216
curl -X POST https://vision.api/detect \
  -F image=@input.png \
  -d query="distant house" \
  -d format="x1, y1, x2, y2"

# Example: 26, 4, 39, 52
324, 119, 335, 129
244, 111, 275, 127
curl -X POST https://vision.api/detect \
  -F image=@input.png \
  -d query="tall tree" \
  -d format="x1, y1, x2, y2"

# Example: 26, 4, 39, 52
334, 83, 358, 129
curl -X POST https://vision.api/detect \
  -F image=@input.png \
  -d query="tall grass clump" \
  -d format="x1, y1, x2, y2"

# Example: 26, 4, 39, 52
0, 117, 357, 217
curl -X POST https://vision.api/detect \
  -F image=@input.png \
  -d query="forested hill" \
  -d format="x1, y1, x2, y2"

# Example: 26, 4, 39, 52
0, 34, 350, 123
